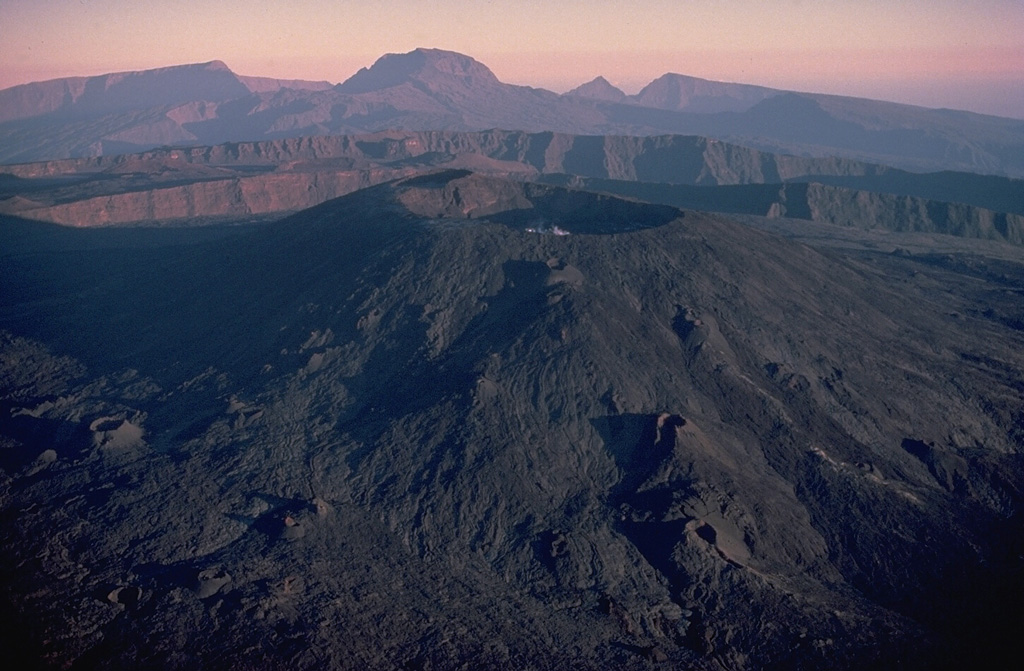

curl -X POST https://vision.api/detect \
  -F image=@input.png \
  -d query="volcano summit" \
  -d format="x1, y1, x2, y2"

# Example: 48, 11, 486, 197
2, 171, 1022, 669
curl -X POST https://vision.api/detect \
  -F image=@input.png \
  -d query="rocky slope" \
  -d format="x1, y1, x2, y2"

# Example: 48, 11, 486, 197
1, 166, 421, 226
2, 172, 1022, 669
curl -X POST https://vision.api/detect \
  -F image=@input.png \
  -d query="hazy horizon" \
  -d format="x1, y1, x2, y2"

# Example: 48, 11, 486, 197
1, 0, 1022, 119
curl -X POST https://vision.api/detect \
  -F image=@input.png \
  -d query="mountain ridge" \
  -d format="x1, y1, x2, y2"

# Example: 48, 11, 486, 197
0, 61, 252, 124
3, 49, 1023, 176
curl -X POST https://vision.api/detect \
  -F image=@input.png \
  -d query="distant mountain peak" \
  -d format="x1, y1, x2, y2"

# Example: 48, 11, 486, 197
632, 72, 779, 113
199, 60, 232, 71
565, 76, 626, 102
106, 60, 237, 79
337, 48, 500, 94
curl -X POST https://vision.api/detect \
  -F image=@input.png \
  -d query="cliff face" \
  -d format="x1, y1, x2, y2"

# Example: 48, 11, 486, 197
3, 131, 871, 225
801, 183, 1024, 244
12, 129, 1013, 193
4, 131, 1023, 247
537, 171, 1024, 247
20, 167, 420, 226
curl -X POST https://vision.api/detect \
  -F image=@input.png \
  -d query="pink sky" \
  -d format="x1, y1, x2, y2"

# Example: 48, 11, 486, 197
2, 0, 1022, 118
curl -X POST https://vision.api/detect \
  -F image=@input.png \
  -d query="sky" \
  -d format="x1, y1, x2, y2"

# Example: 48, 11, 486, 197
1, 0, 1022, 118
